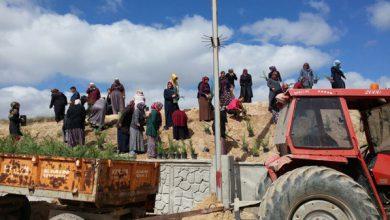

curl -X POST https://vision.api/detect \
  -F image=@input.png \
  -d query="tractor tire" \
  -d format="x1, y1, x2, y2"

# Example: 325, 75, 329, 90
258, 166, 380, 220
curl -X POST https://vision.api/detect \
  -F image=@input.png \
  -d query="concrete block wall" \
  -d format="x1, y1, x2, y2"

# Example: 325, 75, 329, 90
153, 157, 267, 214
154, 160, 213, 214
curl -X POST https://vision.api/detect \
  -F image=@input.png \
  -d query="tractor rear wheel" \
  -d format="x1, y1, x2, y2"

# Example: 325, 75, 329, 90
258, 166, 380, 220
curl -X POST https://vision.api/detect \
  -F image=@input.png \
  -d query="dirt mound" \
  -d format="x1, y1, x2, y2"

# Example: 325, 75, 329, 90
0, 102, 366, 162
0, 102, 277, 162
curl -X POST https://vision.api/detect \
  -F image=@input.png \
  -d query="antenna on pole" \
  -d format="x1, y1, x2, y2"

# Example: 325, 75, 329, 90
211, 0, 222, 202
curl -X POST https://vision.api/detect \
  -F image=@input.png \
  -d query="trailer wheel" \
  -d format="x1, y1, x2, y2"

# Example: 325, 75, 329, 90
258, 166, 380, 220
2, 194, 31, 220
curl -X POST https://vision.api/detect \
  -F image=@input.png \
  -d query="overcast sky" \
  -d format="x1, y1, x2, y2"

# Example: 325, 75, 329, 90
0, 0, 389, 118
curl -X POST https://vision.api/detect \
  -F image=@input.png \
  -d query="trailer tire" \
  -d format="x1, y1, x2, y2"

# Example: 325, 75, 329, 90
3, 194, 31, 220
258, 166, 380, 220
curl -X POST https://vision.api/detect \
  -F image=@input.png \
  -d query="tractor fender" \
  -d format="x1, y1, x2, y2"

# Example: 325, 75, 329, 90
264, 154, 348, 181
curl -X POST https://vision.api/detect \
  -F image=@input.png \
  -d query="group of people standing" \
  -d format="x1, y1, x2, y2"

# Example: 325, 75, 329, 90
266, 60, 347, 123
8, 60, 348, 157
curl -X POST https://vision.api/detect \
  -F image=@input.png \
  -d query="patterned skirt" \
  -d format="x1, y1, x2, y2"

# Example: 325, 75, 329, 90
66, 128, 85, 147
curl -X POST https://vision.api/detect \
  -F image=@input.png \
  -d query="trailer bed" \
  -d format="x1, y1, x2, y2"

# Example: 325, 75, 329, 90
0, 154, 159, 207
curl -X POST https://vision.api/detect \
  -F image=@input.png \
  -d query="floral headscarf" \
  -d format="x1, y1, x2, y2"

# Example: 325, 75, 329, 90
151, 102, 163, 112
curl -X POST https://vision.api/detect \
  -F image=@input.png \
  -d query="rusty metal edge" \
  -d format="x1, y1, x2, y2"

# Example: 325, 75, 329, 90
139, 207, 226, 220
0, 185, 96, 202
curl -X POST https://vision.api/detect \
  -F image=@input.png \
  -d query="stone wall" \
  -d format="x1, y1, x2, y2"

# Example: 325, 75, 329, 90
154, 160, 213, 214
153, 158, 267, 214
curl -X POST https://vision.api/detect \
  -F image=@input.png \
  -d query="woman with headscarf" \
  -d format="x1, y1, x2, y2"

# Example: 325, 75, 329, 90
172, 107, 189, 140
198, 76, 214, 121
110, 78, 125, 114
130, 102, 147, 154
9, 102, 23, 140
267, 66, 282, 82
164, 81, 177, 129
226, 69, 238, 88
298, 63, 317, 89
239, 69, 253, 103
86, 83, 101, 110
49, 89, 68, 122
133, 90, 146, 107
146, 102, 163, 158
220, 71, 234, 107
64, 99, 86, 147
117, 100, 135, 153
268, 72, 284, 123
330, 60, 346, 88
88, 98, 107, 130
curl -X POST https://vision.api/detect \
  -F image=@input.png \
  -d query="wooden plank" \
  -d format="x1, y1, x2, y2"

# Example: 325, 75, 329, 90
140, 207, 226, 220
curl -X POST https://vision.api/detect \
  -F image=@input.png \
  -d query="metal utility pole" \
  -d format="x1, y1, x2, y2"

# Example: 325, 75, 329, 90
211, 0, 222, 201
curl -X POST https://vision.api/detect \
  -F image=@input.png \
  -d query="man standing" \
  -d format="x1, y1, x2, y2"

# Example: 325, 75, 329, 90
50, 89, 68, 122
70, 86, 80, 103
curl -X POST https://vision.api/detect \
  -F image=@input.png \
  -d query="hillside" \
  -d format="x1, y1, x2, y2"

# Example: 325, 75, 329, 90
0, 102, 365, 162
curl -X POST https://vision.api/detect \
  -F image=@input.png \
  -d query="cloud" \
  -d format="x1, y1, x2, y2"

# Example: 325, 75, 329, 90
0, 2, 332, 88
307, 0, 330, 14
0, 86, 52, 118
240, 13, 339, 46
368, 1, 390, 30
0, 1, 338, 118
69, 5, 83, 17
313, 71, 389, 89
99, 0, 123, 13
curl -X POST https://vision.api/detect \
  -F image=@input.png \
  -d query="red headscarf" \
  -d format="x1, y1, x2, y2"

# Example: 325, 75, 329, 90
151, 102, 163, 112
202, 76, 209, 84
243, 69, 248, 75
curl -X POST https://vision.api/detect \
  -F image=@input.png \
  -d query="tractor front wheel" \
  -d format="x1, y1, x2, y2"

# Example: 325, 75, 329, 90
258, 166, 380, 220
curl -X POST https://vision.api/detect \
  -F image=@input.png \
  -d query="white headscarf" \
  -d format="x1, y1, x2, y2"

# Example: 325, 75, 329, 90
333, 60, 341, 66
133, 90, 145, 106
74, 99, 81, 105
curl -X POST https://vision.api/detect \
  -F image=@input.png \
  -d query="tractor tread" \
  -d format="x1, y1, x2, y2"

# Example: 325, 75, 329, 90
258, 166, 380, 220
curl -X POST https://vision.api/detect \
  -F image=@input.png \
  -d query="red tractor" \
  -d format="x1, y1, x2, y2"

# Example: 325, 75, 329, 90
258, 88, 390, 219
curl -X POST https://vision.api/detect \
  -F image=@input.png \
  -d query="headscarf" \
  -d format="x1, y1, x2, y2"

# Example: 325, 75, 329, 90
303, 63, 310, 70
269, 66, 277, 71
243, 69, 248, 75
51, 88, 59, 93
10, 101, 20, 109
333, 60, 341, 67
134, 90, 145, 106
228, 69, 234, 73
74, 99, 81, 105
167, 81, 173, 89
151, 102, 163, 112
202, 76, 209, 84
136, 90, 143, 95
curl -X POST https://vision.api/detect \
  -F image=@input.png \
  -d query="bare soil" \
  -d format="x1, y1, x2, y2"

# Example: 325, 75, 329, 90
0, 102, 365, 162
